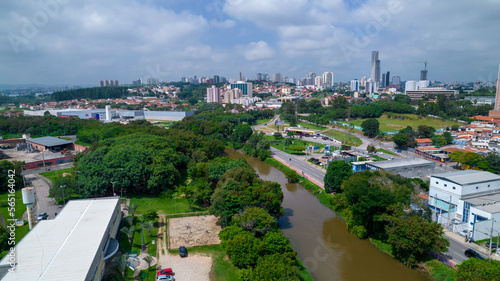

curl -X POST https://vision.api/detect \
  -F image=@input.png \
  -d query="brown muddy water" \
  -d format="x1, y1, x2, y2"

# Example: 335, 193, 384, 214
226, 149, 431, 281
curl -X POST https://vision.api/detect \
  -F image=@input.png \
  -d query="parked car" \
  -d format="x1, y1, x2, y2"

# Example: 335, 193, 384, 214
179, 246, 187, 257
157, 268, 174, 281
486, 241, 498, 248
37, 213, 48, 221
464, 249, 483, 259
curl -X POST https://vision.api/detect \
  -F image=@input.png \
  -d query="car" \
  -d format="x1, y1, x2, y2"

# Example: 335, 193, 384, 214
157, 268, 173, 276
321, 156, 328, 159
464, 249, 483, 259
486, 241, 498, 248
313, 136, 317, 139
309, 158, 317, 161
179, 246, 187, 257
37, 213, 48, 221
157, 268, 174, 281
157, 275, 174, 281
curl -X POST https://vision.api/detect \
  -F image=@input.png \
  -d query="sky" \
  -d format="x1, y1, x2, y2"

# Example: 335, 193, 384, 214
1, 0, 500, 86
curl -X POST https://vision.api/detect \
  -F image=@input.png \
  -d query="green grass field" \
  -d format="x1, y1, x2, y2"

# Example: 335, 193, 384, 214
263, 135, 330, 155
322, 129, 362, 146
39, 167, 74, 186
371, 155, 387, 161
129, 195, 205, 215
425, 259, 456, 281
0, 190, 32, 259
297, 122, 326, 131
347, 114, 461, 132
118, 217, 158, 256
257, 118, 271, 125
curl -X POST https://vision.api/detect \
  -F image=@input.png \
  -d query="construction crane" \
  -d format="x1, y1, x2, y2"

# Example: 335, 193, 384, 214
419, 61, 429, 70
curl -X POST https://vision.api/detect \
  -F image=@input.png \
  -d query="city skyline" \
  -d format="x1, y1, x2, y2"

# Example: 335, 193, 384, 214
2, 0, 500, 85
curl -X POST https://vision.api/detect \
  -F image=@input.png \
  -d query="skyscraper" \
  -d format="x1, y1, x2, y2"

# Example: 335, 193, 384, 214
314, 76, 323, 87
385, 71, 390, 87
230, 82, 253, 97
274, 73, 282, 83
381, 73, 386, 87
306, 72, 316, 85
322, 72, 334, 87
350, 79, 359, 91
371, 51, 380, 89
491, 64, 500, 114
392, 76, 400, 85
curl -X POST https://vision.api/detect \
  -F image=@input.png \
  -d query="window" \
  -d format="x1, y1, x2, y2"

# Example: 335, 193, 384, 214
476, 186, 479, 189
436, 181, 439, 184
453, 187, 456, 190
444, 184, 447, 187
488, 184, 490, 187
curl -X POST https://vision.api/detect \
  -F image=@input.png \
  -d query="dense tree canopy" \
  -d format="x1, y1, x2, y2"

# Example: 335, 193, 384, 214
324, 160, 352, 194
361, 118, 380, 138
456, 258, 500, 281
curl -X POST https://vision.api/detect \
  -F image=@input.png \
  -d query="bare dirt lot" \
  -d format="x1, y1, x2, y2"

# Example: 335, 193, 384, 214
168, 215, 221, 249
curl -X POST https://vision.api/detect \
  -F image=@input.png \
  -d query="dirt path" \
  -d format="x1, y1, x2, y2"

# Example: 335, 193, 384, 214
156, 216, 213, 281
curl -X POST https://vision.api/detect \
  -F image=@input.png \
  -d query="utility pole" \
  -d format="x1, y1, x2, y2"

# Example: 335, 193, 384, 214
489, 219, 495, 258
447, 195, 452, 229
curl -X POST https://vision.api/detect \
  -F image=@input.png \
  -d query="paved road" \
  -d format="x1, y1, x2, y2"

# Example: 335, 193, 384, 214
22, 163, 74, 220
270, 147, 326, 185
444, 233, 473, 263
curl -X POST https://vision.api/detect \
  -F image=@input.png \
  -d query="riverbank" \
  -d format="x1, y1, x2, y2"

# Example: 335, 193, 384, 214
264, 156, 456, 281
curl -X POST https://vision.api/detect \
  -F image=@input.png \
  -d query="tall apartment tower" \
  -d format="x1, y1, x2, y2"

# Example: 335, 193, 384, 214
371, 51, 380, 89
322, 72, 334, 87
207, 85, 221, 103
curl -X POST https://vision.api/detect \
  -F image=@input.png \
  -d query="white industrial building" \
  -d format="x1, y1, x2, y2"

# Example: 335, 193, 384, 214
0, 198, 122, 281
428, 170, 500, 240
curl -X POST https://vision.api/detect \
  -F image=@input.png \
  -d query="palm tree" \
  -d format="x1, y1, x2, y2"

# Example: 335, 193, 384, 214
142, 220, 154, 237
143, 255, 153, 268
124, 216, 134, 226
112, 253, 129, 279
129, 203, 138, 218
121, 226, 135, 248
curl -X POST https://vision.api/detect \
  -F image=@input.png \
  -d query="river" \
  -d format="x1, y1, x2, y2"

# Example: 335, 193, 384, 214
226, 149, 431, 281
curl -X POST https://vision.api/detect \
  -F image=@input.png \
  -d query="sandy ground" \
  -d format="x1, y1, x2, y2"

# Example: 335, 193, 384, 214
168, 215, 221, 249
157, 217, 215, 281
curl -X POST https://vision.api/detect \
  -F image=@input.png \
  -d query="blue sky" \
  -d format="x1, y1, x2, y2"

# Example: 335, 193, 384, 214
1, 0, 500, 85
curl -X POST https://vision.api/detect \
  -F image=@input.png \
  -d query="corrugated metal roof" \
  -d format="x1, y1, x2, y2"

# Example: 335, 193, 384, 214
0, 198, 119, 281
368, 157, 435, 169
27, 136, 73, 147
432, 170, 500, 185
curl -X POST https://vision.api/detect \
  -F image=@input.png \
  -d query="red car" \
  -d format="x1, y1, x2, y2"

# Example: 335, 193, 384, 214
157, 268, 173, 276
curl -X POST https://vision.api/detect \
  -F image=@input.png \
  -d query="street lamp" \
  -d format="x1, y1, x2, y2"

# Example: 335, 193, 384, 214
111, 181, 116, 196
60, 185, 66, 205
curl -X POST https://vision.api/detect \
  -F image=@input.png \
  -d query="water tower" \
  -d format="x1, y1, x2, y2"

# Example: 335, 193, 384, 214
22, 187, 36, 230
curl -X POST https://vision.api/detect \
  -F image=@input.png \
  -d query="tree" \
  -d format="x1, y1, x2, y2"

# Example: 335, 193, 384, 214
142, 220, 155, 236
417, 125, 435, 138
112, 253, 129, 279
121, 226, 135, 248
393, 132, 408, 148
224, 232, 262, 268
143, 209, 158, 222
431, 135, 446, 147
456, 258, 500, 281
179, 185, 195, 211
244, 253, 301, 281
143, 255, 153, 267
386, 216, 449, 267
124, 216, 134, 226
128, 203, 138, 218
442, 131, 453, 144
231, 207, 277, 237
361, 118, 380, 138
231, 123, 253, 146
367, 144, 377, 154
262, 231, 295, 255
323, 160, 352, 194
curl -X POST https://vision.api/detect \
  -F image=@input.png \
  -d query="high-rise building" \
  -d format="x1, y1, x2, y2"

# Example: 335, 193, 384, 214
314, 76, 323, 87
132, 78, 142, 85
366, 78, 376, 94
322, 72, 334, 87
405, 80, 418, 93
420, 70, 428, 81
350, 79, 359, 91
230, 82, 253, 97
371, 51, 380, 89
306, 72, 316, 85
99, 80, 104, 87
207, 85, 221, 103
274, 73, 282, 83
381, 73, 387, 87
147, 78, 159, 85
360, 76, 367, 87
385, 71, 390, 87
213, 75, 220, 84
392, 76, 401, 85
223, 88, 242, 104
239, 72, 242, 81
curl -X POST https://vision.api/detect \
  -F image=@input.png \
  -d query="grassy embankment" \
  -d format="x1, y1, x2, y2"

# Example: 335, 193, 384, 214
347, 114, 462, 132
264, 157, 456, 281
322, 129, 362, 147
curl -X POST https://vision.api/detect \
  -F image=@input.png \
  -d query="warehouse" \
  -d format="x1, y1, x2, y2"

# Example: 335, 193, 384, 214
366, 157, 436, 178
26, 136, 74, 152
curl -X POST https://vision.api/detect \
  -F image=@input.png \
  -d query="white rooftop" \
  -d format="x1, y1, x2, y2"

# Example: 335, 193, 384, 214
0, 198, 119, 281
432, 170, 500, 185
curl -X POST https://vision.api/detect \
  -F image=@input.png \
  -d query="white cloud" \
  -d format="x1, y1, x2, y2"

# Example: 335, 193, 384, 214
210, 19, 236, 28
243, 41, 275, 61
